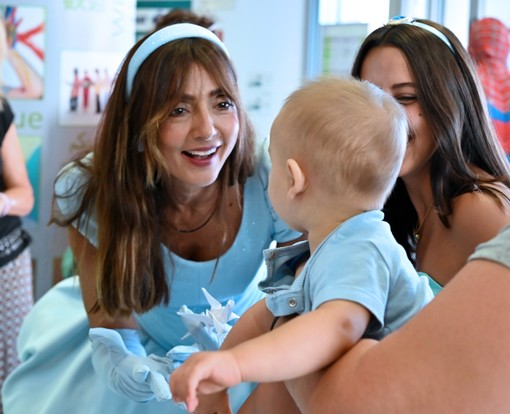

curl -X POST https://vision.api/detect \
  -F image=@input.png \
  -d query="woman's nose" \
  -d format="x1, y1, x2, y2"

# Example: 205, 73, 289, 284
193, 107, 216, 140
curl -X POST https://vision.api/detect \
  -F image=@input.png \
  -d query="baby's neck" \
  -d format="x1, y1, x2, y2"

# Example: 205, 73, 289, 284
306, 210, 362, 253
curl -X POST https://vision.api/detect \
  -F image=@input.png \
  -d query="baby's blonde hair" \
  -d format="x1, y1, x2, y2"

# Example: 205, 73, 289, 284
278, 77, 408, 210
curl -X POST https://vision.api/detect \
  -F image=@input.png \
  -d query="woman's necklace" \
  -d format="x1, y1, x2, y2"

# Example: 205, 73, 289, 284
169, 208, 216, 233
169, 195, 219, 234
413, 206, 434, 243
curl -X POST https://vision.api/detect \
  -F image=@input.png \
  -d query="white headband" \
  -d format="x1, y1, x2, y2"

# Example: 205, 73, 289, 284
126, 23, 230, 98
386, 16, 454, 52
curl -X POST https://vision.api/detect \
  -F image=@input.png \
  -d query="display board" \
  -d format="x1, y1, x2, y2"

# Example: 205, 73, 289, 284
1, 0, 136, 298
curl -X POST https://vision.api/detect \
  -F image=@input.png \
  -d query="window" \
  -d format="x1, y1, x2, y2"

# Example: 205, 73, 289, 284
308, 0, 390, 79
307, 0, 458, 79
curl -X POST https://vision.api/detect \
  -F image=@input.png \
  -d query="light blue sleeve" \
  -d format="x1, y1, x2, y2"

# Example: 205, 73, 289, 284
309, 241, 389, 327
307, 221, 432, 338
53, 153, 99, 247
255, 143, 302, 243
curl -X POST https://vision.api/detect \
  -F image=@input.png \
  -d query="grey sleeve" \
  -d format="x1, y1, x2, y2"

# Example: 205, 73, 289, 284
468, 225, 510, 269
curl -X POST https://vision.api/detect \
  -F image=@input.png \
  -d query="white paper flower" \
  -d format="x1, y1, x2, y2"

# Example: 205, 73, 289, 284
177, 288, 239, 350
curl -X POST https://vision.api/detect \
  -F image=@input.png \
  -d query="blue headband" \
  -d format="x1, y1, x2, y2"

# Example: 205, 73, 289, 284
386, 16, 454, 52
126, 23, 230, 98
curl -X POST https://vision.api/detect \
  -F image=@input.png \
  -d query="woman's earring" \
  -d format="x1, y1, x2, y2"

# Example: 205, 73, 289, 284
137, 141, 144, 152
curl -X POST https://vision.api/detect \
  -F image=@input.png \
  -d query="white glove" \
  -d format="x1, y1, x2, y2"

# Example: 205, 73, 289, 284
89, 327, 173, 402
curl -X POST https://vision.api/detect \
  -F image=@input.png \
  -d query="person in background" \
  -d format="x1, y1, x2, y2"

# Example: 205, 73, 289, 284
0, 19, 34, 414
2, 23, 301, 414
469, 17, 510, 159
351, 16, 510, 293
170, 77, 434, 413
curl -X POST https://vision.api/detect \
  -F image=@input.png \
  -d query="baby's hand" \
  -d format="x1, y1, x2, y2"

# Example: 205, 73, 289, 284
170, 351, 241, 413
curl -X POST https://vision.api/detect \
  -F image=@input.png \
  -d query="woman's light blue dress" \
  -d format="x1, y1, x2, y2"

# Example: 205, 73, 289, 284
2, 151, 300, 414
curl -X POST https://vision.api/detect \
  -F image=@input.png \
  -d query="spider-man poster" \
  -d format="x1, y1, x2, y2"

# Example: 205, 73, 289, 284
0, 5, 45, 100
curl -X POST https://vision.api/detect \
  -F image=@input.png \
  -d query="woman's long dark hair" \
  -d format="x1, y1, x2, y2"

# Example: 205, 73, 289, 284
351, 19, 510, 262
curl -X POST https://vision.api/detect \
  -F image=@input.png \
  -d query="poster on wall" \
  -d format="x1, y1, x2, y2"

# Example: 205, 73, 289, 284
0, 5, 44, 224
59, 50, 124, 126
0, 5, 45, 100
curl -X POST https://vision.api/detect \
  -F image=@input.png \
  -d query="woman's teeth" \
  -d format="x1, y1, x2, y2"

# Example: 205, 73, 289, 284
185, 147, 217, 158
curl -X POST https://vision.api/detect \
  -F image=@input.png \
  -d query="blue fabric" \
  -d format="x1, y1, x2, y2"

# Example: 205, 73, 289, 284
260, 211, 434, 340
419, 272, 443, 296
2, 149, 299, 414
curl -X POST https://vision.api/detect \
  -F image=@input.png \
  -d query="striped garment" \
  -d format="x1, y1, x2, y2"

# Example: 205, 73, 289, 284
469, 17, 510, 154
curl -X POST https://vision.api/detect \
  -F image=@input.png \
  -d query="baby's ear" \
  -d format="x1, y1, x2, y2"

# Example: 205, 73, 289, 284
286, 158, 307, 199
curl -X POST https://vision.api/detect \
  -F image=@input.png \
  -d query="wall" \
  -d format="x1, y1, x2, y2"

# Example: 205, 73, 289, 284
192, 0, 308, 142
482, 0, 510, 67
443, 1, 471, 45
483, 0, 510, 25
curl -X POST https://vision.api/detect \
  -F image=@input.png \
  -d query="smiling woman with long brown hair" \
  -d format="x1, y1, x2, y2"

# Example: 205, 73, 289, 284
2, 23, 301, 414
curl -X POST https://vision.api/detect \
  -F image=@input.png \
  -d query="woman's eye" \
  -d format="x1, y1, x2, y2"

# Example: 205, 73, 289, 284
217, 100, 234, 110
170, 107, 186, 117
396, 95, 417, 106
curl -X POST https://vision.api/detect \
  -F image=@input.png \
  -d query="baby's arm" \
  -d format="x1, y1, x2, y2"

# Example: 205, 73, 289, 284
171, 299, 370, 412
192, 298, 274, 413
221, 298, 276, 349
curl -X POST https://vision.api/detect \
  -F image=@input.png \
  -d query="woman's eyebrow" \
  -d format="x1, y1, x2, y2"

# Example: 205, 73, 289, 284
392, 81, 416, 90
180, 88, 224, 102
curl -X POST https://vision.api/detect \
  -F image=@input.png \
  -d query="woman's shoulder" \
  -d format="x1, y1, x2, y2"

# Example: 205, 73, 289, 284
54, 153, 93, 220
54, 153, 93, 196
450, 188, 510, 243
453, 185, 510, 216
